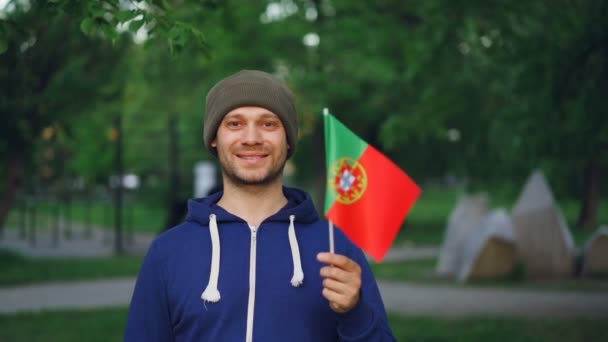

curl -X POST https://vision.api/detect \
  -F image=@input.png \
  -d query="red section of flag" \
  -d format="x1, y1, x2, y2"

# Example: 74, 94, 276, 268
327, 145, 421, 262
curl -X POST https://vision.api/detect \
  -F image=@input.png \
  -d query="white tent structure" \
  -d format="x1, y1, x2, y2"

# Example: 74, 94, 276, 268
436, 193, 489, 277
457, 209, 516, 282
582, 226, 608, 276
512, 170, 576, 278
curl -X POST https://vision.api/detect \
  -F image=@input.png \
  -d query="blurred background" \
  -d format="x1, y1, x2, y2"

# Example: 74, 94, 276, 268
1, 0, 607, 341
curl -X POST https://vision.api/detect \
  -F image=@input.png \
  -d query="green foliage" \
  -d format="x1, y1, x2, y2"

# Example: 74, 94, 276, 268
1, 0, 606, 226
264, 0, 608, 199
77, 0, 211, 54
0, 1, 127, 165
66, 114, 116, 180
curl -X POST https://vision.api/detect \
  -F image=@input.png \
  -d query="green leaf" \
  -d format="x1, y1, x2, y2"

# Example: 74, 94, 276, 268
80, 18, 94, 35
128, 19, 145, 32
100, 23, 119, 43
167, 26, 182, 40
116, 10, 141, 23
87, 2, 105, 18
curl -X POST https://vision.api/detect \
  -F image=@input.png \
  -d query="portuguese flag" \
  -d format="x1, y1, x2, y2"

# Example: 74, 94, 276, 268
324, 111, 421, 262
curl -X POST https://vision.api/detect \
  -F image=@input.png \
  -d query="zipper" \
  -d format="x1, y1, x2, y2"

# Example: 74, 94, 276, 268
246, 224, 258, 342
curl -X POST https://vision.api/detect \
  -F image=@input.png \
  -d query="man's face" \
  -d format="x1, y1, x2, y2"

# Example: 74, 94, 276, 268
212, 106, 289, 187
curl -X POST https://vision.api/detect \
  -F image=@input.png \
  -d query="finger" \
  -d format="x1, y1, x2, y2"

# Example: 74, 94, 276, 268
322, 288, 358, 314
323, 277, 361, 301
320, 265, 351, 281
317, 253, 361, 273
320, 266, 362, 289
330, 302, 341, 312
320, 270, 362, 301
322, 287, 348, 306
322, 277, 353, 295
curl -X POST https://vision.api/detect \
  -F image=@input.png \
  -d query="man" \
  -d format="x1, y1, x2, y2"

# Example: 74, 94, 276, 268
125, 70, 396, 341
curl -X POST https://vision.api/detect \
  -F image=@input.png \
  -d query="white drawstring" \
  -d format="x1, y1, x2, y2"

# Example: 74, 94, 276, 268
202, 214, 303, 302
201, 214, 221, 303
288, 215, 304, 287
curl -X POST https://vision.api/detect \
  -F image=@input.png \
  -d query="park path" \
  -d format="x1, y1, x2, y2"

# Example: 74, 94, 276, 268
1, 277, 608, 318
379, 280, 608, 318
2, 226, 608, 318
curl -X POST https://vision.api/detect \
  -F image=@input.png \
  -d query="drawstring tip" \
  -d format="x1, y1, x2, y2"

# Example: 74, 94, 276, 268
290, 272, 304, 287
201, 288, 221, 303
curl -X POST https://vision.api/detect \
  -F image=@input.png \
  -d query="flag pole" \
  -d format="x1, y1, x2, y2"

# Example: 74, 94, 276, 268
329, 220, 335, 254
323, 107, 334, 254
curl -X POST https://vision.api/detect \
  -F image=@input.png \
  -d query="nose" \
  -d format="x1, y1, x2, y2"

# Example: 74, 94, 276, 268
241, 124, 263, 145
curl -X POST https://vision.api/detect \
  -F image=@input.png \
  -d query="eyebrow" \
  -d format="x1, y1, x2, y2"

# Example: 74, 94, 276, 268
223, 112, 279, 119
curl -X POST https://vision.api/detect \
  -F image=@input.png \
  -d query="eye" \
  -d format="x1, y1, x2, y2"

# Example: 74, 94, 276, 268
226, 120, 242, 128
262, 120, 280, 128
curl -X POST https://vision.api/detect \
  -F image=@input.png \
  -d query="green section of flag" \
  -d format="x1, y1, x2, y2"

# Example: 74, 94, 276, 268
323, 112, 368, 214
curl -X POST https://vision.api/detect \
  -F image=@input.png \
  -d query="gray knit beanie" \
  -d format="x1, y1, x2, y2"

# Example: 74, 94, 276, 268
204, 70, 298, 158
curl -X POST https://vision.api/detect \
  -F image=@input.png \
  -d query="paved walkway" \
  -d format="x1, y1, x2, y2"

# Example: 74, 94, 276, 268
2, 277, 608, 318
2, 226, 608, 319
379, 280, 608, 318
0, 278, 135, 314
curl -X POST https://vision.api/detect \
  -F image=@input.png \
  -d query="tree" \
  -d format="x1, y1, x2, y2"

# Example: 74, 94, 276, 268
0, 0, 216, 228
281, 0, 607, 228
0, 1, 128, 227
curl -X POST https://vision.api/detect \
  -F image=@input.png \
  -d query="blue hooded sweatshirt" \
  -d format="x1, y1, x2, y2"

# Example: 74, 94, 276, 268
125, 187, 396, 341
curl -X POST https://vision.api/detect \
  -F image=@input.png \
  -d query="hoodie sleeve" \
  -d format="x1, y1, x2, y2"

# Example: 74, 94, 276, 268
124, 240, 174, 342
336, 245, 397, 342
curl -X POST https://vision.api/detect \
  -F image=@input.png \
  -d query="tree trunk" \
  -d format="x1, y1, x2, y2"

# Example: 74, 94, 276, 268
163, 113, 185, 232
0, 151, 25, 231
576, 157, 600, 229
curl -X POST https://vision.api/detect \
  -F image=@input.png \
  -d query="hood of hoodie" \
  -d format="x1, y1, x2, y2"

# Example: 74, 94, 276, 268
185, 186, 320, 227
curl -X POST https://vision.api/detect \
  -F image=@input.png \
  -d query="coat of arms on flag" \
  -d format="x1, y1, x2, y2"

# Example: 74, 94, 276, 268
328, 157, 368, 205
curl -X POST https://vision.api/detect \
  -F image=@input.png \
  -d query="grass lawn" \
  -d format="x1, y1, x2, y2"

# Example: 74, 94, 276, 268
370, 257, 437, 281
395, 187, 460, 246
369, 257, 608, 292
0, 249, 142, 287
0, 307, 129, 342
1, 248, 605, 292
5, 200, 165, 234
0, 307, 606, 341
388, 314, 608, 341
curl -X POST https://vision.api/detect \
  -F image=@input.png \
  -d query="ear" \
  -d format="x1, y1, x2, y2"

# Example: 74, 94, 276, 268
211, 138, 217, 148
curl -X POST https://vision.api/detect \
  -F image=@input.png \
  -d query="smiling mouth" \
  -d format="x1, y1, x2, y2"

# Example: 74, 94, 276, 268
237, 153, 268, 160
